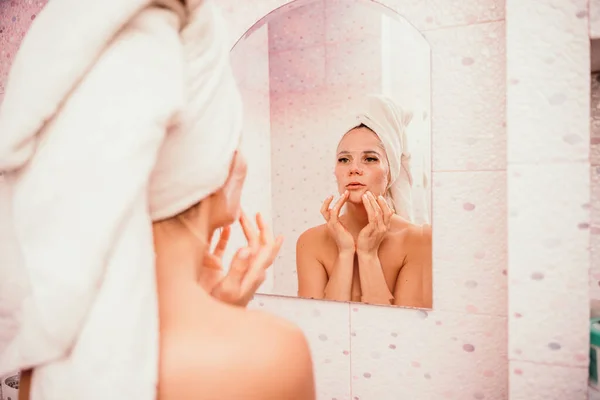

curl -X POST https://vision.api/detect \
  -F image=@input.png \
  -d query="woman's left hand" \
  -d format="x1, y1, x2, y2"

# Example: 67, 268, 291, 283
356, 192, 393, 256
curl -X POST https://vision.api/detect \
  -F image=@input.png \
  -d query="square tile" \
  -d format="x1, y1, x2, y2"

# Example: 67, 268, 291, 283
268, 0, 326, 52
432, 171, 507, 316
350, 305, 507, 400
509, 284, 589, 367
506, 0, 589, 164
509, 361, 588, 400
425, 22, 506, 171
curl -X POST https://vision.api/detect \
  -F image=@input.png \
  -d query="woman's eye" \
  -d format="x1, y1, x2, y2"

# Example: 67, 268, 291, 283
338, 157, 349, 163
365, 157, 378, 162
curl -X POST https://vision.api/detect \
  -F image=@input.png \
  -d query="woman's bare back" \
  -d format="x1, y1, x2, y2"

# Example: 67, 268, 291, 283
157, 274, 315, 400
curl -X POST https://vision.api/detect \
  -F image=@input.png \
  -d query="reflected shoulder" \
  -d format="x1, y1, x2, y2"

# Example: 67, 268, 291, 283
297, 224, 327, 247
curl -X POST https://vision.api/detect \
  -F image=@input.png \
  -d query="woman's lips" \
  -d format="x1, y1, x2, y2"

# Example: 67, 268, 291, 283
346, 183, 365, 190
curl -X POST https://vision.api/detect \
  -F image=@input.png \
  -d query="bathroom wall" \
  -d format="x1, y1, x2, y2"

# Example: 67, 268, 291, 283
221, 0, 509, 399
591, 72, 600, 303
506, 0, 590, 398
0, 1, 594, 399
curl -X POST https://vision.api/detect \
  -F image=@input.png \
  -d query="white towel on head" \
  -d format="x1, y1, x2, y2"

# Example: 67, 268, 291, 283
353, 94, 415, 222
0, 0, 242, 398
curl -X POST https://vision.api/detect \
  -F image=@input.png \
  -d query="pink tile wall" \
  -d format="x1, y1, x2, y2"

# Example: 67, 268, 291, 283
223, 1, 509, 399
506, 0, 590, 399
0, 1, 42, 104
6, 0, 593, 399
591, 74, 600, 303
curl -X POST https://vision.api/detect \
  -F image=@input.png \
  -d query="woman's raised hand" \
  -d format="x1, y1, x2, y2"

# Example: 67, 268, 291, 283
321, 190, 355, 252
210, 211, 283, 307
356, 192, 393, 256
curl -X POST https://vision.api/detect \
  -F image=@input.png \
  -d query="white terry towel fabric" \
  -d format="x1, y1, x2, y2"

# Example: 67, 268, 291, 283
0, 0, 242, 398
350, 94, 415, 222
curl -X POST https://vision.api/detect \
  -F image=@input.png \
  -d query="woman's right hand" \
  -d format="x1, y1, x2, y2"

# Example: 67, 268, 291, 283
210, 212, 283, 307
321, 191, 355, 252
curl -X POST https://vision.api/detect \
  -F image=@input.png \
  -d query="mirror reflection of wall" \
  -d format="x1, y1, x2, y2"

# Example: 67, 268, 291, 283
229, 0, 432, 309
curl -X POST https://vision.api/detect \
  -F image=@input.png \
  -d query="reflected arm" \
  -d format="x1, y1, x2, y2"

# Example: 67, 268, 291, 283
357, 252, 394, 305
393, 225, 432, 308
296, 231, 354, 301
296, 231, 329, 299
323, 250, 355, 301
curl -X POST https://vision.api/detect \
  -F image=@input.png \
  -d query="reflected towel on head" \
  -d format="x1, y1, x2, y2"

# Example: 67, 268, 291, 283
353, 94, 415, 222
0, 0, 241, 398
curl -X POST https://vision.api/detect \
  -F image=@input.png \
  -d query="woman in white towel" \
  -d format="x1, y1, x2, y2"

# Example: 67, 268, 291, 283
0, 0, 315, 399
296, 95, 432, 308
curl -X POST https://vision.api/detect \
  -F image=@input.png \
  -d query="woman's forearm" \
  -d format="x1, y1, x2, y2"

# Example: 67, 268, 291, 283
323, 249, 355, 301
357, 252, 394, 304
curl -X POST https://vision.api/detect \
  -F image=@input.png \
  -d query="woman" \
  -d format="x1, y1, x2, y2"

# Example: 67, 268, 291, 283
0, 1, 315, 399
296, 95, 432, 308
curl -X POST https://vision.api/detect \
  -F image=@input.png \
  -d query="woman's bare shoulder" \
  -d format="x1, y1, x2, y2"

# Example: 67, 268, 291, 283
182, 301, 315, 400
389, 217, 432, 245
240, 309, 316, 400
297, 223, 328, 248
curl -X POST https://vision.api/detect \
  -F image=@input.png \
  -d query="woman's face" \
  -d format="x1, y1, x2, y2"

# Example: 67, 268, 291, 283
210, 150, 247, 228
335, 127, 390, 204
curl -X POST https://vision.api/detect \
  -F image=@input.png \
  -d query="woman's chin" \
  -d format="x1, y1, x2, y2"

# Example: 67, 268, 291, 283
347, 190, 366, 203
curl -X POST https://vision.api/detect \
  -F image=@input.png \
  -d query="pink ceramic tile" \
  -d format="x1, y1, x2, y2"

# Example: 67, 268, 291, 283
324, 39, 382, 89
432, 171, 507, 316
372, 0, 504, 32
593, 166, 600, 300
269, 45, 327, 93
509, 284, 589, 367
425, 22, 506, 172
509, 361, 588, 400
0, 0, 46, 102
350, 305, 507, 400
592, 74, 600, 166
268, 0, 326, 52
507, 164, 589, 366
506, 0, 589, 164
592, 2, 600, 39
507, 164, 589, 287
248, 295, 352, 400
324, 0, 383, 45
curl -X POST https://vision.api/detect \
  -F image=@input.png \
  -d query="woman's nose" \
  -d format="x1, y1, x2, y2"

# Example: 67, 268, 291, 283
349, 164, 363, 175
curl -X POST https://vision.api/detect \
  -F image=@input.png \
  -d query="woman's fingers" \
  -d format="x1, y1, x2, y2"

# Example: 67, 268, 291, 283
213, 225, 231, 259
366, 192, 385, 229
362, 192, 376, 225
330, 191, 348, 222
227, 247, 252, 281
240, 210, 259, 250
240, 245, 271, 295
256, 212, 274, 246
320, 195, 334, 220
376, 195, 393, 226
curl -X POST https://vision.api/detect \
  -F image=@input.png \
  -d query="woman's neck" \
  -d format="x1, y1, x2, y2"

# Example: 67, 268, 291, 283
154, 200, 214, 283
342, 202, 369, 236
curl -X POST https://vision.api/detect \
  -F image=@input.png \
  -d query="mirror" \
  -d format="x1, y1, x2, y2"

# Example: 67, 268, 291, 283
229, 0, 432, 308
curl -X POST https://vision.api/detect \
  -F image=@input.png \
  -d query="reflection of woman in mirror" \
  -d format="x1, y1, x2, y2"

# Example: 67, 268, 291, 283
0, 1, 315, 399
296, 95, 432, 308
